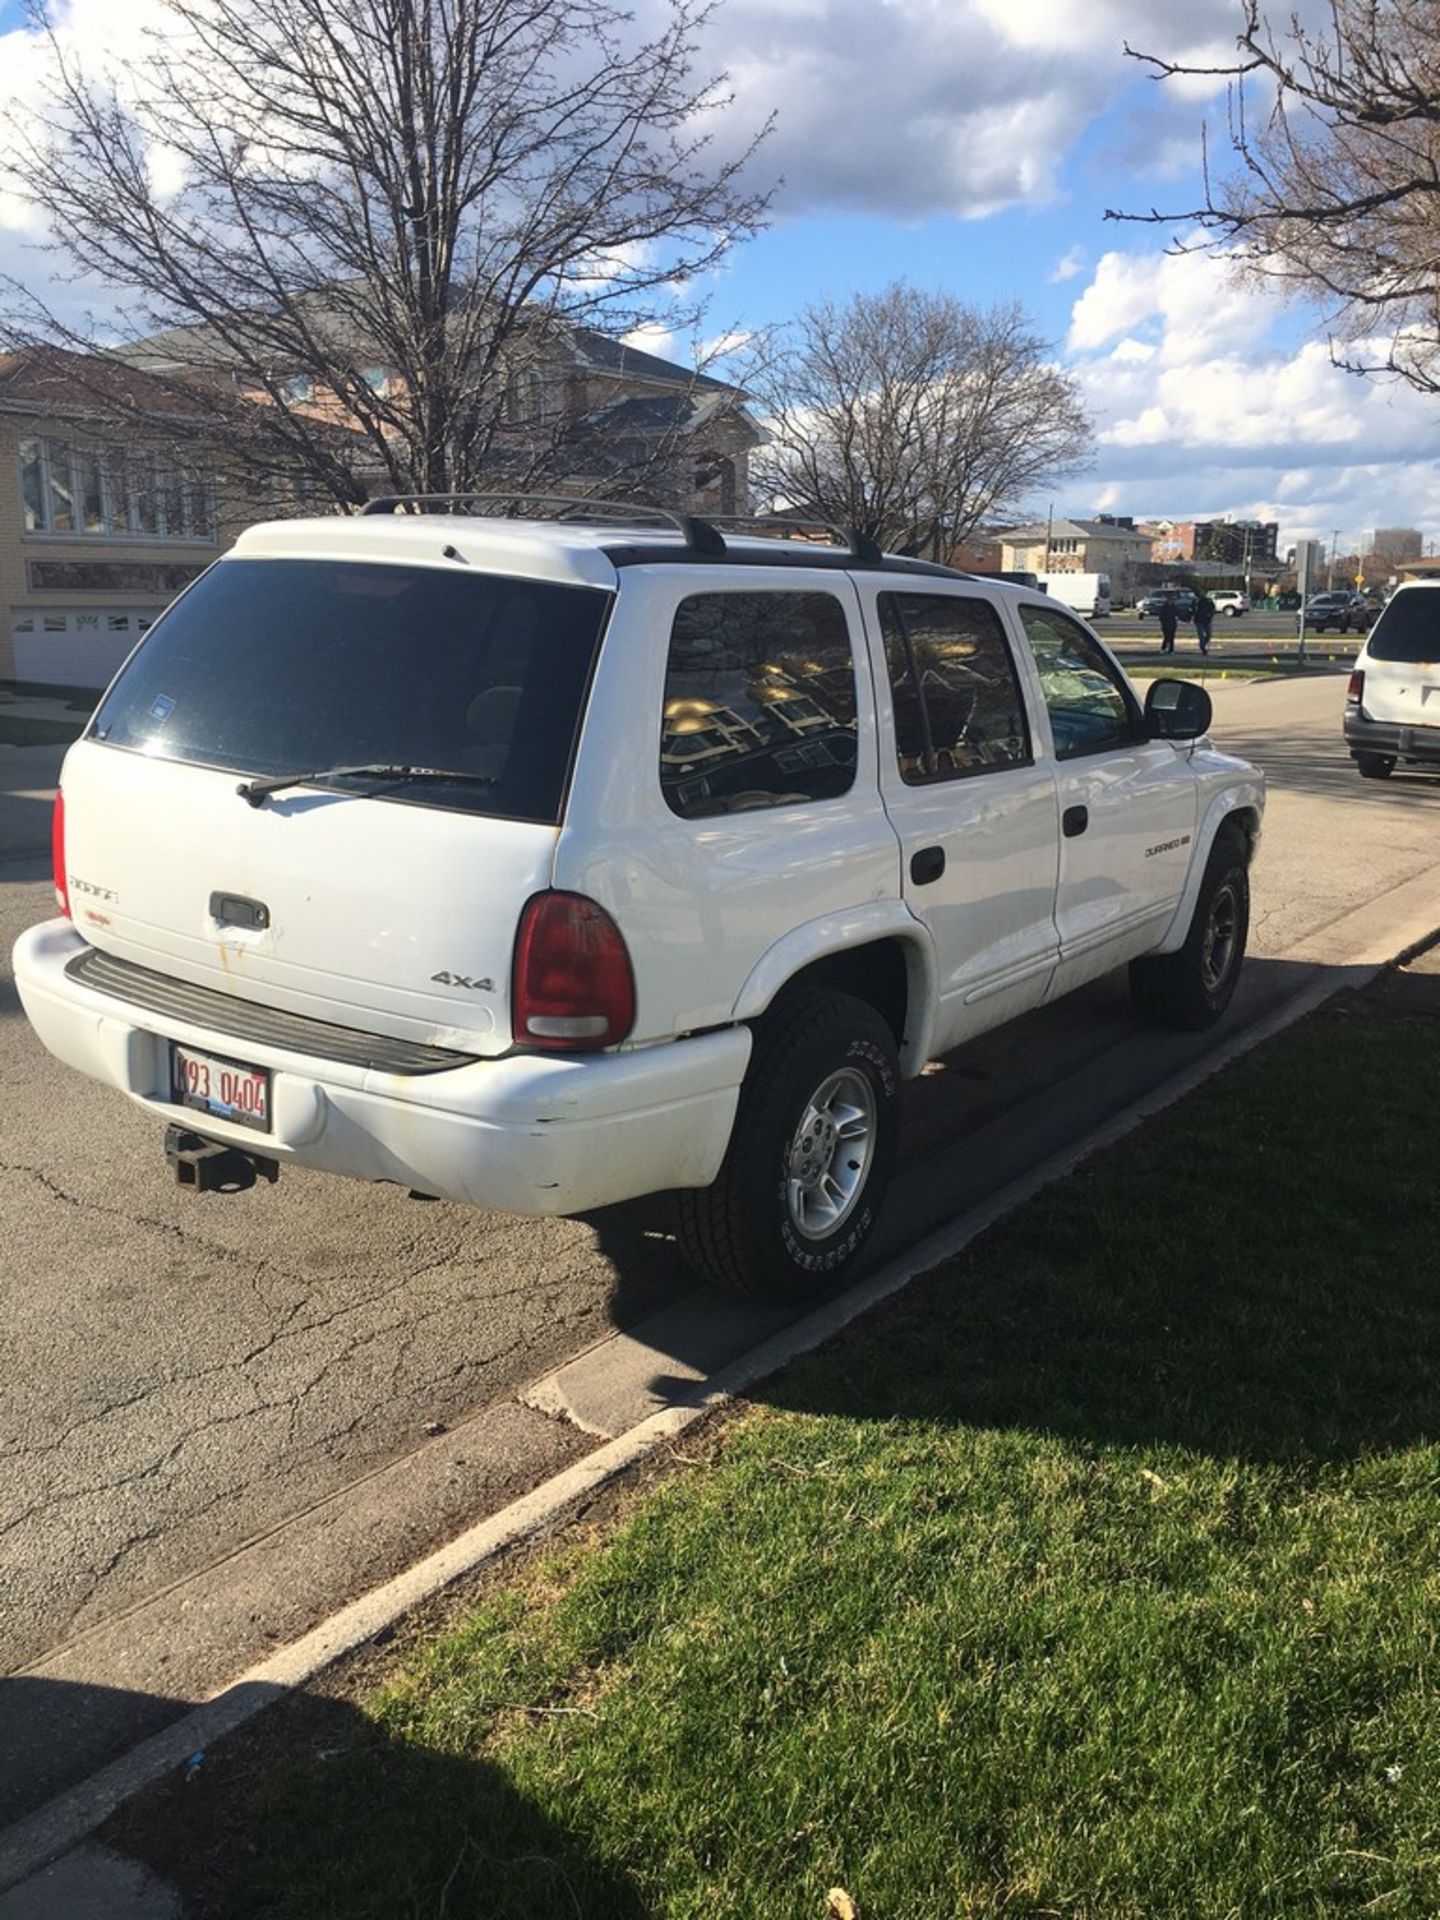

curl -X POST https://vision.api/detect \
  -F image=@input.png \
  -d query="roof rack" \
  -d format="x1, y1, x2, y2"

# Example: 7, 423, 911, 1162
697, 513, 885, 565
360, 491, 726, 554
359, 493, 888, 564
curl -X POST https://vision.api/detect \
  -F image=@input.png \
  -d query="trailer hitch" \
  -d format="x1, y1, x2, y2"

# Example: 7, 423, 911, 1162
164, 1125, 279, 1194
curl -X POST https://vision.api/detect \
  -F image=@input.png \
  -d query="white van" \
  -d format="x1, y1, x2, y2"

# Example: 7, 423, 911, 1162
1038, 572, 1112, 619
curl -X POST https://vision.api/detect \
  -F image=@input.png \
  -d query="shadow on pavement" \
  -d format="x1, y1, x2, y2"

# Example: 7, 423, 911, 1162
1210, 709, 1440, 808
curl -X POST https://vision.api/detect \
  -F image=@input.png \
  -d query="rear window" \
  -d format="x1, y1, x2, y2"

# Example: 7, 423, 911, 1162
90, 559, 611, 824
660, 590, 858, 818
1366, 592, 1440, 664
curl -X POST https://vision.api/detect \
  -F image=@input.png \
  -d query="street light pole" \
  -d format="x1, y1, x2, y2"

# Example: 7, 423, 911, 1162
1329, 529, 1339, 589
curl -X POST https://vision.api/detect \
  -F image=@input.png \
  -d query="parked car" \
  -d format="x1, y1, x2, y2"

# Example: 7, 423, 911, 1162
13, 500, 1265, 1303
1137, 588, 1197, 619
1305, 590, 1377, 633
1211, 590, 1249, 617
1344, 580, 1440, 780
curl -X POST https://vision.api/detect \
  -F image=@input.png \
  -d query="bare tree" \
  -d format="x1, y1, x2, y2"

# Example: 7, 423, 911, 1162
747, 286, 1092, 556
1115, 1, 1440, 393
1, 0, 770, 504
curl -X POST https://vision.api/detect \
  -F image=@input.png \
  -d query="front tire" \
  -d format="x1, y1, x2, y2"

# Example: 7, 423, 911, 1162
1355, 752, 1395, 780
674, 990, 899, 1303
1130, 828, 1250, 1031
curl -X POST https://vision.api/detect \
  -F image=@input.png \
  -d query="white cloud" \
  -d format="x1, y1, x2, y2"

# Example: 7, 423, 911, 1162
1059, 241, 1440, 542
1049, 246, 1086, 284
707, 0, 1258, 219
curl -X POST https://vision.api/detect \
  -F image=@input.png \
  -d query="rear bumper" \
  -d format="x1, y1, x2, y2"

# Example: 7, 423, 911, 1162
1344, 710, 1440, 764
13, 921, 750, 1216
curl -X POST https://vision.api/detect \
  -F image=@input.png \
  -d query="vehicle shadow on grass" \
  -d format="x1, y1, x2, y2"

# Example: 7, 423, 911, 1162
748, 976, 1440, 1471
590, 955, 1341, 1379
90, 1678, 655, 1920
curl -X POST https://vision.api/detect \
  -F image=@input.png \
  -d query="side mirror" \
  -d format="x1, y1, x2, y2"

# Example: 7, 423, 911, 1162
1145, 677, 1212, 741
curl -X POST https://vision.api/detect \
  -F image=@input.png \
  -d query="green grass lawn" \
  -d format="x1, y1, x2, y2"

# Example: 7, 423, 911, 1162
1123, 661, 1351, 682
120, 983, 1440, 1919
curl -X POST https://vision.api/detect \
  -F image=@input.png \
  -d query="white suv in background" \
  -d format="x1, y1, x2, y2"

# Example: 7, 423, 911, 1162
1345, 580, 1440, 780
14, 500, 1265, 1302
1212, 590, 1249, 617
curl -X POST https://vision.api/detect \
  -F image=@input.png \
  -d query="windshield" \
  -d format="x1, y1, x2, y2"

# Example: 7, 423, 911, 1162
1365, 592, 1440, 664
90, 558, 612, 824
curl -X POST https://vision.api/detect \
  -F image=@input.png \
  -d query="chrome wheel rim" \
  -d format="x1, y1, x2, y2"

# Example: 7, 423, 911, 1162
784, 1067, 876, 1241
1201, 879, 1241, 994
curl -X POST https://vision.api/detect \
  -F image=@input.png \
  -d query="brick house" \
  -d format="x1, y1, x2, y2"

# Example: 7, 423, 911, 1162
1, 328, 761, 689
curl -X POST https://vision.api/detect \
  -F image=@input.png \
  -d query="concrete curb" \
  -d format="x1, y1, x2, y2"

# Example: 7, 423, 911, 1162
2, 923, 1437, 1896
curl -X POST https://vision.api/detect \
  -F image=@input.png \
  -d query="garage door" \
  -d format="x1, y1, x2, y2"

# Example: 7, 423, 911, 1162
8, 610, 160, 690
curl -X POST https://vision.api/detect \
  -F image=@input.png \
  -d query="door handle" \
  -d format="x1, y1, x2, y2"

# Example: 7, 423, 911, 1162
910, 845, 946, 885
1062, 805, 1089, 838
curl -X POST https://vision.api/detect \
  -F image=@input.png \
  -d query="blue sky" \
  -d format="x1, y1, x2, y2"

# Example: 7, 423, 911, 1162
3, 0, 1435, 554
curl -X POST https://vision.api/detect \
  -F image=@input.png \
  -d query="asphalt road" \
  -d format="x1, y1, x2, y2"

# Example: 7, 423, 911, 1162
3, 668, 1440, 1834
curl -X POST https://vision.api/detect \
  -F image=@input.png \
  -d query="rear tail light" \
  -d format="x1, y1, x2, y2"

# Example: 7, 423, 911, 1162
51, 789, 70, 918
1347, 669, 1365, 704
513, 891, 636, 1051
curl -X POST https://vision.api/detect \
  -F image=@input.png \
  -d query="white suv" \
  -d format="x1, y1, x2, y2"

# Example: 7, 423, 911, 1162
1345, 581, 1440, 779
1212, 590, 1249, 616
14, 501, 1265, 1301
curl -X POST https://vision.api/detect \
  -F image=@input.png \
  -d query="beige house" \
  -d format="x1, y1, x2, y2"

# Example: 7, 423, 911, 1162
0, 349, 236, 689
1001, 516, 1154, 581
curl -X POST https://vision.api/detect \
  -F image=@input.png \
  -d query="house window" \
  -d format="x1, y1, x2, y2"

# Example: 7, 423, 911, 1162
505, 368, 544, 423
17, 437, 217, 543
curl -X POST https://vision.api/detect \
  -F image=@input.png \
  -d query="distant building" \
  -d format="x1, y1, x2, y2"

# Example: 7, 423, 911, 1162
1001, 516, 1152, 579
1138, 519, 1278, 569
947, 529, 1004, 572
1364, 527, 1424, 565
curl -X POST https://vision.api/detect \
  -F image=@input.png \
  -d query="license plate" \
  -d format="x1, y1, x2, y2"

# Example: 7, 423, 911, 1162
172, 1044, 270, 1131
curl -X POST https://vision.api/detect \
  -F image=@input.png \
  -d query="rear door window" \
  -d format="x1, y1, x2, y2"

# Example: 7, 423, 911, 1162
90, 558, 612, 824
878, 592, 1031, 781
1366, 594, 1440, 663
661, 590, 858, 818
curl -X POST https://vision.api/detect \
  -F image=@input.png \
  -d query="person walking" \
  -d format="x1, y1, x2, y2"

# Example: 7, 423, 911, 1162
1157, 596, 1178, 654
1193, 589, 1215, 656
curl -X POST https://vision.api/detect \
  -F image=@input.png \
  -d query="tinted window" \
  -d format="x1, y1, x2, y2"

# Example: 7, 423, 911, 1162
879, 594, 1030, 782
1367, 593, 1440, 663
661, 591, 857, 818
1019, 603, 1139, 759
90, 559, 611, 825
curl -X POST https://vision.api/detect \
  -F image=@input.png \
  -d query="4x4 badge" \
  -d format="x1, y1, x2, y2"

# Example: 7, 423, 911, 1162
430, 971, 494, 991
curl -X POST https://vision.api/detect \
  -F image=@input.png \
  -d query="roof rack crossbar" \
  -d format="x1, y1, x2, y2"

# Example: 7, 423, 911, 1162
360, 491, 726, 551
693, 513, 884, 564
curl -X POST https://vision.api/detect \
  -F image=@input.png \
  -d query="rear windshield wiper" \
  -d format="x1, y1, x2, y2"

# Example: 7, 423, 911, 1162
237, 764, 497, 807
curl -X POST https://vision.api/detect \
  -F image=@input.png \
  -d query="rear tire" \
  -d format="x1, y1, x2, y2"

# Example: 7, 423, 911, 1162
1130, 828, 1250, 1031
1355, 753, 1395, 780
674, 990, 899, 1303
